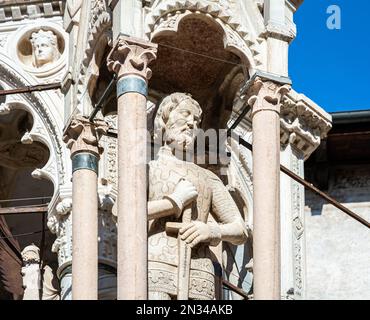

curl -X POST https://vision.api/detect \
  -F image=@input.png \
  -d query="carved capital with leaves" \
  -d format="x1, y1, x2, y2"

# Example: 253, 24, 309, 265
107, 35, 158, 80
63, 115, 108, 157
246, 78, 291, 117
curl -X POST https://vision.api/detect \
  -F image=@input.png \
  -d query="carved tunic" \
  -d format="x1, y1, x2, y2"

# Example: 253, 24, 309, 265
148, 147, 245, 300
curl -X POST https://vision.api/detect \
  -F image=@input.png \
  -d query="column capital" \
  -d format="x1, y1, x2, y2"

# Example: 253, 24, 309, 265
63, 115, 108, 157
107, 35, 158, 80
246, 77, 291, 118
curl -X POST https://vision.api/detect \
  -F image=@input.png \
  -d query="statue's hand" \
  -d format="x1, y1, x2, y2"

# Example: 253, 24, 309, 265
179, 221, 221, 248
164, 179, 198, 218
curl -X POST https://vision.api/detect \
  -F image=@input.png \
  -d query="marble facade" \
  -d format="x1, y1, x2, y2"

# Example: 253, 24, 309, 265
0, 0, 336, 300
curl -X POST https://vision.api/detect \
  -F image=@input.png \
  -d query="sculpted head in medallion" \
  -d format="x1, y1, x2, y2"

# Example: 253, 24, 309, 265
30, 29, 60, 68
154, 93, 203, 151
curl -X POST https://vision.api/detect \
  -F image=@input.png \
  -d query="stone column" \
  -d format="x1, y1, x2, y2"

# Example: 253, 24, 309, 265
63, 115, 108, 300
107, 36, 157, 300
247, 77, 290, 300
247, 0, 293, 300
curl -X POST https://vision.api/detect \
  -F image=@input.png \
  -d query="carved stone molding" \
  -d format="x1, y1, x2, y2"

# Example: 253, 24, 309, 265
103, 121, 118, 187
64, 0, 83, 31
228, 87, 331, 161
0, 35, 7, 48
83, 0, 112, 67
98, 190, 117, 268
280, 90, 332, 160
263, 22, 296, 43
107, 36, 158, 80
290, 151, 305, 299
75, 0, 112, 111
63, 115, 108, 156
47, 196, 73, 272
0, 1, 65, 23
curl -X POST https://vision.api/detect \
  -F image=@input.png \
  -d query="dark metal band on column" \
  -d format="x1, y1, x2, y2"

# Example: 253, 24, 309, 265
117, 76, 147, 98
72, 153, 99, 174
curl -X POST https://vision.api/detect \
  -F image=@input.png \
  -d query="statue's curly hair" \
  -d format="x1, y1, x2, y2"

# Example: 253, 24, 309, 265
30, 29, 60, 68
153, 92, 202, 141
30, 29, 58, 47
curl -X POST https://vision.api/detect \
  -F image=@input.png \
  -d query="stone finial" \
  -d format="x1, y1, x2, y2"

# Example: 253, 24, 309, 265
107, 35, 158, 80
63, 115, 108, 157
246, 78, 291, 117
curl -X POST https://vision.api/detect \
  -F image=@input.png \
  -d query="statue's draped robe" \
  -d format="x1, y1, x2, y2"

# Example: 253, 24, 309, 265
148, 147, 245, 300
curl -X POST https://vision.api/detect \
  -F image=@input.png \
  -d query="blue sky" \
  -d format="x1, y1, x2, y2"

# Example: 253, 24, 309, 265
289, 0, 370, 113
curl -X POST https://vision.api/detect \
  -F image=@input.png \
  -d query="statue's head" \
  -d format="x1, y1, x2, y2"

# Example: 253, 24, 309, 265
30, 30, 60, 68
21, 244, 40, 264
154, 93, 202, 151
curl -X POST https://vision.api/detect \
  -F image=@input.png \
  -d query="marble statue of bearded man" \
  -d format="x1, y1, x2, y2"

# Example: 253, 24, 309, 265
147, 92, 247, 300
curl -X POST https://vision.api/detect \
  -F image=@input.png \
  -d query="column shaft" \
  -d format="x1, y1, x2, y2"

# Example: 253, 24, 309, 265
117, 91, 147, 299
72, 162, 98, 299
63, 116, 108, 300
107, 35, 157, 300
252, 108, 281, 300
251, 0, 290, 298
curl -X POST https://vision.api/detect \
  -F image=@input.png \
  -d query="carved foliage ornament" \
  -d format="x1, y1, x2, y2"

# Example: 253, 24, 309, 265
63, 115, 108, 156
107, 36, 158, 79
280, 92, 332, 159
47, 197, 73, 267
247, 79, 291, 116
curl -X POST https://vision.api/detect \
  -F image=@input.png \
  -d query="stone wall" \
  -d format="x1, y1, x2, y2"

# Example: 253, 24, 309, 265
305, 165, 370, 299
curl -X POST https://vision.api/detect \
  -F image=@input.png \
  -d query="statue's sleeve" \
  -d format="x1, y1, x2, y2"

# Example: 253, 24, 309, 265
209, 173, 248, 245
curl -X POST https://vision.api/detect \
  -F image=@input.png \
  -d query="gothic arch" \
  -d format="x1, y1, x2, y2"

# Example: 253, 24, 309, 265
145, 0, 262, 74
77, 1, 112, 110
0, 53, 68, 200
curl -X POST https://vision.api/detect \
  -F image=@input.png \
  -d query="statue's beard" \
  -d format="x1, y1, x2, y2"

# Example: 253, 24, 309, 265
164, 126, 195, 151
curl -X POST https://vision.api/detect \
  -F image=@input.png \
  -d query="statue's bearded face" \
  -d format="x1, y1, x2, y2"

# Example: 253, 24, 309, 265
32, 36, 57, 67
165, 100, 201, 150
